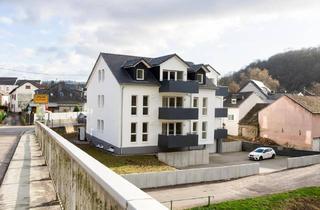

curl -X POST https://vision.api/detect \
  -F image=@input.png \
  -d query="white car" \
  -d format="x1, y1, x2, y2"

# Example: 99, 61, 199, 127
248, 147, 276, 161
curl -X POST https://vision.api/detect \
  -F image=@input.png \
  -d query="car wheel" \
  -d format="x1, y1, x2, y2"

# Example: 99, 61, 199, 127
271, 154, 275, 159
259, 156, 263, 161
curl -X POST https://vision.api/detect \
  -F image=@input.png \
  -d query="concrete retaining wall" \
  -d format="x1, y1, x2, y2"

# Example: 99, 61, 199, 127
35, 122, 166, 210
122, 163, 259, 189
221, 141, 242, 153
158, 150, 209, 168
287, 155, 320, 169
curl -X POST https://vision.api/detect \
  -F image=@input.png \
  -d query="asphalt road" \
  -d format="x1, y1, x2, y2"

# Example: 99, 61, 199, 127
146, 164, 320, 209
0, 126, 34, 185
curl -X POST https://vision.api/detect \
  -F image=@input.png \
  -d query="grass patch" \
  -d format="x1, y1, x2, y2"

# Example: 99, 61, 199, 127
77, 144, 175, 174
191, 187, 320, 210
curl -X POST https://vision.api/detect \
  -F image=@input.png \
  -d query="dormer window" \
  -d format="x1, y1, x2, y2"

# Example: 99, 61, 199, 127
136, 69, 144, 80
197, 74, 204, 84
231, 98, 237, 104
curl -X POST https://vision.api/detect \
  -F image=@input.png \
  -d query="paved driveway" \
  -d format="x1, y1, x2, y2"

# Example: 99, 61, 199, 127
146, 164, 320, 209
0, 126, 33, 185
182, 152, 288, 173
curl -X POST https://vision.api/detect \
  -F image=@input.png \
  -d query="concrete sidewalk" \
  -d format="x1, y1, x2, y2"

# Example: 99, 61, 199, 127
0, 130, 61, 210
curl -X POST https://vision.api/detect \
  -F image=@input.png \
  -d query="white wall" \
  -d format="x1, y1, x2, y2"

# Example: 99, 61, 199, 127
86, 56, 122, 147
159, 56, 188, 81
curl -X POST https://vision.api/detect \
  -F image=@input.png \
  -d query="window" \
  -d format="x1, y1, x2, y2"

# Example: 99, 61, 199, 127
169, 71, 175, 80
98, 95, 101, 107
193, 97, 198, 108
197, 74, 204, 84
142, 122, 148, 142
136, 69, 144, 80
25, 85, 31, 89
192, 122, 198, 134
202, 98, 207, 115
101, 120, 104, 132
231, 99, 237, 104
177, 72, 183, 81
162, 122, 182, 135
130, 123, 137, 142
228, 114, 234, 120
101, 69, 105, 81
101, 95, 104, 107
162, 96, 183, 108
202, 121, 207, 139
131, 96, 137, 115
143, 96, 148, 115
97, 120, 101, 131
163, 71, 168, 80
98, 70, 101, 82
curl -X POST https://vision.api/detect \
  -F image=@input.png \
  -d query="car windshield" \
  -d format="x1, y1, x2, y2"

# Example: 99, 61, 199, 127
254, 148, 264, 153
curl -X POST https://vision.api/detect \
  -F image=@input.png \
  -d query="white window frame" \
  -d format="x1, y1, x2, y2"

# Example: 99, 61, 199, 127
97, 119, 101, 131
101, 95, 104, 107
202, 121, 207, 139
98, 95, 101, 108
142, 122, 148, 142
162, 122, 183, 135
202, 97, 208, 115
101, 120, 104, 132
143, 95, 148, 115
193, 97, 198, 108
136, 69, 144, 80
197, 74, 204, 84
162, 96, 183, 108
130, 122, 137, 142
231, 99, 237, 104
228, 114, 234, 121
192, 121, 198, 134
98, 70, 101, 82
101, 69, 105, 81
131, 95, 137, 115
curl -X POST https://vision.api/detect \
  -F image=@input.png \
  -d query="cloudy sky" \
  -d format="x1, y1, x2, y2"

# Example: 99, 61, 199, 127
1, 0, 320, 81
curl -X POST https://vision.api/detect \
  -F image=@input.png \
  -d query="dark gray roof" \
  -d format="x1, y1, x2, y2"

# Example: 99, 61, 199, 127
148, 54, 176, 66
224, 92, 254, 107
188, 64, 206, 72
0, 77, 17, 85
15, 80, 41, 87
122, 58, 150, 68
100, 53, 160, 85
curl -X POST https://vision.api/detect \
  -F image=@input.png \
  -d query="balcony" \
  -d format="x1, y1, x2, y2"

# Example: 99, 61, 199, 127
215, 108, 228, 118
158, 134, 198, 148
214, 128, 228, 139
159, 107, 198, 120
216, 86, 228, 97
159, 80, 199, 93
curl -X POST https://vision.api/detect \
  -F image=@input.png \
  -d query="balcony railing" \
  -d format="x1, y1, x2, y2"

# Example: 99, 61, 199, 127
216, 86, 228, 97
158, 134, 198, 148
159, 80, 199, 93
214, 128, 228, 139
159, 107, 198, 120
215, 108, 228, 118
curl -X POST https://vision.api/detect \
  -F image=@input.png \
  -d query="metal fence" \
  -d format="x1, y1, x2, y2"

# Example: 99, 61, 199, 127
161, 195, 214, 210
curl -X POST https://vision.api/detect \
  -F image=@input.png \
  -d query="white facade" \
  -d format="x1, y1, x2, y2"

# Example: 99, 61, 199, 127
240, 80, 271, 102
225, 93, 264, 136
10, 82, 39, 112
0, 84, 17, 106
86, 54, 225, 154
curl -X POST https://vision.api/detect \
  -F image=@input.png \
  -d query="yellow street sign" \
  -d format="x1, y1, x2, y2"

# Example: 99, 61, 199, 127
34, 94, 49, 104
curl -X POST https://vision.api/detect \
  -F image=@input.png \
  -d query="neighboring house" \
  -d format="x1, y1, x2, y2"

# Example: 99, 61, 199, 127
239, 79, 273, 102
224, 92, 264, 136
0, 77, 18, 106
238, 103, 269, 139
9, 81, 41, 112
85, 52, 228, 155
259, 95, 320, 150
32, 82, 86, 112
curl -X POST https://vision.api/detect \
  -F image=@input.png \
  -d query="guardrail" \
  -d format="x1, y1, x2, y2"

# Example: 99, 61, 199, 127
35, 121, 167, 210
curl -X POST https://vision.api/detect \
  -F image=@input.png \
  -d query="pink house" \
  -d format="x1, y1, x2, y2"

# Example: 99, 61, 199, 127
259, 95, 320, 150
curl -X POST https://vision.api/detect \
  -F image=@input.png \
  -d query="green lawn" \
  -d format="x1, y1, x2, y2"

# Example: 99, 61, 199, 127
77, 144, 175, 174
191, 187, 320, 210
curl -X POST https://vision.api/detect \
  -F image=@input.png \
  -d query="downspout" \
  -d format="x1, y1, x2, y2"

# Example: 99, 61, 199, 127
120, 86, 124, 155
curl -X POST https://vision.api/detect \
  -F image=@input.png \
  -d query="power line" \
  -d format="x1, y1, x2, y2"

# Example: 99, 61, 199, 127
0, 66, 88, 77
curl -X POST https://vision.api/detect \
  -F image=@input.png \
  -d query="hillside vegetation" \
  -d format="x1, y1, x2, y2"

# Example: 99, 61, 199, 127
220, 47, 320, 93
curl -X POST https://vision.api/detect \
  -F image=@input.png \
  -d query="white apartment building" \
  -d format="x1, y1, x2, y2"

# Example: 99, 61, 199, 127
9, 81, 40, 112
86, 53, 228, 155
